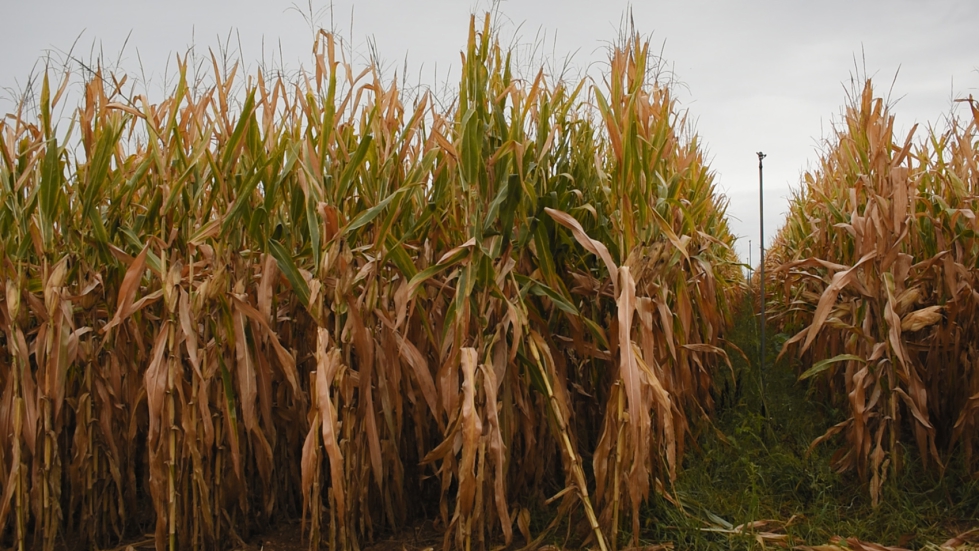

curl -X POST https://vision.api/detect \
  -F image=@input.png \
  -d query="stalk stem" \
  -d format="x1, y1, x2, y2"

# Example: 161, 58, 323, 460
757, 151, 769, 418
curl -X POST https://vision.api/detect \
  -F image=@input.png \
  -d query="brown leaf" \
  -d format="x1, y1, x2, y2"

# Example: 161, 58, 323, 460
843, 536, 911, 551
179, 289, 201, 379
346, 295, 384, 489
456, 348, 482, 522
143, 322, 170, 446
232, 308, 259, 433
517, 508, 532, 544
103, 244, 149, 333
300, 411, 321, 527
393, 330, 439, 419
900, 305, 943, 332
545, 207, 619, 297
231, 295, 300, 395
617, 268, 647, 449
802, 252, 876, 353
314, 329, 347, 538
479, 361, 512, 544
257, 253, 277, 322
883, 274, 910, 369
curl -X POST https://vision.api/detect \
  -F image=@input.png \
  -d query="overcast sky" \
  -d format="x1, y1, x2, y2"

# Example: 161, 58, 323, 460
2, 0, 977, 265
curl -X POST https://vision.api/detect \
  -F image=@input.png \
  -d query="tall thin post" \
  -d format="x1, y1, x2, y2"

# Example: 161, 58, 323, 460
757, 151, 767, 415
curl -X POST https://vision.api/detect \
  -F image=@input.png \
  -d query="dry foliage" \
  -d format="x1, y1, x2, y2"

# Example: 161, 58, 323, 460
768, 81, 979, 505
0, 15, 741, 551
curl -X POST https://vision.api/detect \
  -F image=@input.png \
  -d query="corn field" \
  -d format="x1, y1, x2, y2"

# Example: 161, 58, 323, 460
768, 80, 979, 506
0, 15, 741, 551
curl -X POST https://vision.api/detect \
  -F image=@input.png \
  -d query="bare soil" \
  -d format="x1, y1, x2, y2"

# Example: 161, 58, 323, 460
109, 519, 444, 551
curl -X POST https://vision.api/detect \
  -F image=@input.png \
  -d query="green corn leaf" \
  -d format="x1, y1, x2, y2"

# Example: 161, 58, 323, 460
799, 354, 866, 381
336, 133, 373, 201
38, 138, 62, 249
269, 238, 311, 308
514, 273, 579, 316
220, 89, 257, 171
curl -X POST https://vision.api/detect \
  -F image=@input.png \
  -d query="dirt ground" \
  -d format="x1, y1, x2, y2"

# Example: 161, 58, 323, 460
109, 519, 445, 551
249, 520, 443, 551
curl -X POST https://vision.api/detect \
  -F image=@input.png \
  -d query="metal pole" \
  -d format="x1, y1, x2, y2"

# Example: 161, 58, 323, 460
757, 151, 767, 415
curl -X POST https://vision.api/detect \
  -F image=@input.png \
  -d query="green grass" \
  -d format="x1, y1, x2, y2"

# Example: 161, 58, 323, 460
630, 295, 979, 550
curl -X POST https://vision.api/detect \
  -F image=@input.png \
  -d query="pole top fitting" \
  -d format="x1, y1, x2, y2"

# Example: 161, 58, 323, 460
756, 151, 766, 160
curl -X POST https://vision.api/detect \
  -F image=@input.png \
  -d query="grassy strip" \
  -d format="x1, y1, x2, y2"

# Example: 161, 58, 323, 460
634, 299, 979, 550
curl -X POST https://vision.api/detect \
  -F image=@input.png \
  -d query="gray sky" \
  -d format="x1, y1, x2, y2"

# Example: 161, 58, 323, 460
2, 0, 978, 265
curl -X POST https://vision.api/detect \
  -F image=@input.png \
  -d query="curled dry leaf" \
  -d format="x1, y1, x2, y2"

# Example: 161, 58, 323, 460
900, 305, 943, 332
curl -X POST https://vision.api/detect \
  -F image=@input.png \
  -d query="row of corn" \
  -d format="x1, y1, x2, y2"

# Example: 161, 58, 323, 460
768, 80, 979, 506
0, 15, 741, 551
